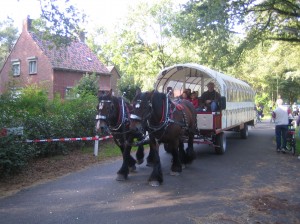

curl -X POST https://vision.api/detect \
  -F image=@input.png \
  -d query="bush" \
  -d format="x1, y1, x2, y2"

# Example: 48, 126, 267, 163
296, 127, 300, 155
0, 134, 36, 177
0, 86, 99, 176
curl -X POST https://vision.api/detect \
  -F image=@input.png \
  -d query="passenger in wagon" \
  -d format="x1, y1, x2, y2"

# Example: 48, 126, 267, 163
181, 91, 189, 100
190, 91, 199, 108
200, 81, 221, 112
185, 88, 192, 99
166, 87, 174, 99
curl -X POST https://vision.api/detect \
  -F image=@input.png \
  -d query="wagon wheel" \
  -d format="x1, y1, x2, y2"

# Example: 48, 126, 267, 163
240, 124, 248, 139
214, 132, 226, 154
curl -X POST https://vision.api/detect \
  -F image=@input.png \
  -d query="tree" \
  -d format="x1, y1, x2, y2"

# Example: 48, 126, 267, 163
73, 73, 99, 97
0, 18, 18, 68
31, 0, 86, 48
87, 0, 202, 90
117, 74, 143, 102
173, 0, 300, 68
230, 41, 300, 104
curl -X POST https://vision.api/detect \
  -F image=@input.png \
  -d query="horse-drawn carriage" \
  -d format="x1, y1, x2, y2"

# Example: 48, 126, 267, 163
96, 63, 256, 186
154, 63, 256, 154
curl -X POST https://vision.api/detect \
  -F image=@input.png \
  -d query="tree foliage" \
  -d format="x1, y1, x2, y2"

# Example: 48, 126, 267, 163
31, 0, 86, 48
230, 41, 300, 104
87, 0, 202, 90
73, 73, 99, 97
117, 74, 143, 102
0, 18, 18, 68
173, 0, 300, 68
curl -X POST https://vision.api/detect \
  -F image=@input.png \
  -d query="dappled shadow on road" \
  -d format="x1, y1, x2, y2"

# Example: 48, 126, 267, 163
1, 121, 299, 224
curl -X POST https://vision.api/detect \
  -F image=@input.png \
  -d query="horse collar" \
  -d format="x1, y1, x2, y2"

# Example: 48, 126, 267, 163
109, 98, 126, 131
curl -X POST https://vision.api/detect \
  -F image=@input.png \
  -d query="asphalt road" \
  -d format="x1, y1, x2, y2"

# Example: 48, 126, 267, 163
1, 121, 300, 224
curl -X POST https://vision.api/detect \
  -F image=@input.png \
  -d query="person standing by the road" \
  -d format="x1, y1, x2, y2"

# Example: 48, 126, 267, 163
272, 99, 292, 153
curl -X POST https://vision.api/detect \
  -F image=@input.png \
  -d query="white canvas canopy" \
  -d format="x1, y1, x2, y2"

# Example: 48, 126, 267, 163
154, 63, 254, 100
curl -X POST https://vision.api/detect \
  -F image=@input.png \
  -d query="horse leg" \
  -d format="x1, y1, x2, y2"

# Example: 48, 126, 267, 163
146, 144, 155, 167
135, 133, 155, 167
135, 144, 144, 165
114, 140, 128, 180
148, 139, 163, 186
185, 132, 196, 164
178, 140, 186, 168
116, 143, 133, 181
126, 137, 137, 172
128, 151, 137, 173
169, 141, 183, 176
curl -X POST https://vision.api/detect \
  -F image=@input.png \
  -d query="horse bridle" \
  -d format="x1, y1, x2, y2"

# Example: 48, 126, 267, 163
130, 99, 151, 121
97, 97, 127, 132
130, 92, 172, 133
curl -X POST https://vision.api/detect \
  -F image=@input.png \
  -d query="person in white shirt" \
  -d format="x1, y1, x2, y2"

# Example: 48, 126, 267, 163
272, 99, 292, 153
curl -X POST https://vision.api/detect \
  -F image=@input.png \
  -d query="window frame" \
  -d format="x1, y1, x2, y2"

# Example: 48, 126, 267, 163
27, 56, 37, 75
11, 59, 20, 76
65, 86, 76, 99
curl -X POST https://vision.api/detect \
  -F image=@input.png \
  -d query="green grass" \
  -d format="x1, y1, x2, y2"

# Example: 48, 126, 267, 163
81, 139, 141, 159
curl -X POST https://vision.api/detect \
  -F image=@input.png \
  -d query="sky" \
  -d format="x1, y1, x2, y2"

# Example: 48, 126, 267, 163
0, 0, 188, 33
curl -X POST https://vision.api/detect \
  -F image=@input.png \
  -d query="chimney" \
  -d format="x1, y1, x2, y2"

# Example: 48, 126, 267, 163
23, 16, 32, 32
79, 31, 85, 43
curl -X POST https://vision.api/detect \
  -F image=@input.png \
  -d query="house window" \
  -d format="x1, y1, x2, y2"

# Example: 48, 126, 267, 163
65, 87, 76, 99
28, 57, 37, 74
11, 59, 20, 76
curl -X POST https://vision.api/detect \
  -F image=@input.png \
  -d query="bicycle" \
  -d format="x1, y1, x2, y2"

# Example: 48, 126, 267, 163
256, 112, 262, 123
286, 120, 296, 155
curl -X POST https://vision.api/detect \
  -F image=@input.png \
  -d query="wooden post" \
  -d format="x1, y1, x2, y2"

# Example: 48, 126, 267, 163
94, 135, 99, 156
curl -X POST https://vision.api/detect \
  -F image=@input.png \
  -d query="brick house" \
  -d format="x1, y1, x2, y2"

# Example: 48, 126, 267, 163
106, 65, 121, 96
0, 18, 117, 99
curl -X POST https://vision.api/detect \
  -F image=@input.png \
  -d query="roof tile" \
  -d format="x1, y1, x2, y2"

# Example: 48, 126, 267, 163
30, 32, 109, 74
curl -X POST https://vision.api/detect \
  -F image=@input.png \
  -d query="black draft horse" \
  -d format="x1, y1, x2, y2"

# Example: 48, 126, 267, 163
96, 90, 152, 181
130, 90, 197, 186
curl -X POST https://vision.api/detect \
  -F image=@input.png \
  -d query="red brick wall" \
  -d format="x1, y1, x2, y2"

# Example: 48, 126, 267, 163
0, 30, 54, 98
53, 70, 81, 98
99, 74, 111, 92
54, 71, 111, 98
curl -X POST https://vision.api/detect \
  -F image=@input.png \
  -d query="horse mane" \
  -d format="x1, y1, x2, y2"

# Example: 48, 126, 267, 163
149, 91, 167, 124
151, 91, 165, 108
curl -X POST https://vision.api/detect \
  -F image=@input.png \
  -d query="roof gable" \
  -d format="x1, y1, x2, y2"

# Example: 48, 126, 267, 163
106, 65, 121, 78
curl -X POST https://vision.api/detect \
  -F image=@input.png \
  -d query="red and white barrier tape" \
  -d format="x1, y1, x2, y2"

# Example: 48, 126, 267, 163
25, 135, 113, 143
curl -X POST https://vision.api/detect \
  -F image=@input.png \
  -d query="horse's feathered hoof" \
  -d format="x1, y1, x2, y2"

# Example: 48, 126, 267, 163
129, 165, 137, 173
182, 164, 186, 169
170, 171, 180, 176
136, 159, 144, 165
116, 174, 127, 181
149, 180, 160, 187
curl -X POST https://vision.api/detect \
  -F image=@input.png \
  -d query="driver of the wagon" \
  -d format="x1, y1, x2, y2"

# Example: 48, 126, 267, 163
200, 81, 221, 112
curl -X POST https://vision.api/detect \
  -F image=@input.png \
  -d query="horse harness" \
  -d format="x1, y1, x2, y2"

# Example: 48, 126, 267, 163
138, 94, 190, 138
97, 97, 131, 135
